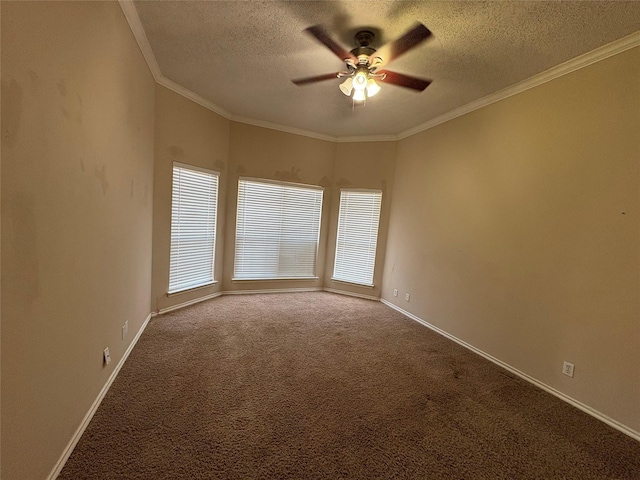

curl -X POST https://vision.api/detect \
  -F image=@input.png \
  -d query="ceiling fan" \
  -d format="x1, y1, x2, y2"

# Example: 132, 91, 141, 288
292, 23, 433, 102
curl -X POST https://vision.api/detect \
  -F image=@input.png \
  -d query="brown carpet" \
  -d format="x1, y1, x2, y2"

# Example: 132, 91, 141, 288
59, 292, 640, 479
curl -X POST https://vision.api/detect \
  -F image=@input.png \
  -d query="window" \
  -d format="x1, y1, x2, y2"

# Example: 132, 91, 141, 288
333, 189, 382, 286
168, 163, 219, 294
234, 178, 323, 280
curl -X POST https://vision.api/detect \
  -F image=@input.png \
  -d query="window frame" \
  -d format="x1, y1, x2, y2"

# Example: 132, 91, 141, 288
332, 188, 383, 287
168, 162, 220, 295
233, 176, 324, 281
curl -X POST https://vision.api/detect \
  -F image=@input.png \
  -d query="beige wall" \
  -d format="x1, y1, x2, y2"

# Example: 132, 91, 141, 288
151, 85, 230, 312
222, 123, 337, 292
2, 2, 637, 477
154, 119, 397, 299
1, 2, 155, 479
382, 47, 640, 432
324, 142, 397, 298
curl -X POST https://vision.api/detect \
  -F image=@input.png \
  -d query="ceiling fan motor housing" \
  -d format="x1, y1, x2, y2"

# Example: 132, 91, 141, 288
351, 30, 377, 65
354, 30, 375, 47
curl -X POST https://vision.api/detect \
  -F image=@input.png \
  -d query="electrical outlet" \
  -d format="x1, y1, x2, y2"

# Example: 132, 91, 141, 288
562, 361, 574, 378
405, 293, 410, 302
122, 321, 128, 339
393, 289, 398, 297
103, 347, 111, 366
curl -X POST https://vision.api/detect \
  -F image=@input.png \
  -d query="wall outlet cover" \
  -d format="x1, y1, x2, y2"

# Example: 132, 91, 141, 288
562, 361, 574, 377
104, 347, 111, 365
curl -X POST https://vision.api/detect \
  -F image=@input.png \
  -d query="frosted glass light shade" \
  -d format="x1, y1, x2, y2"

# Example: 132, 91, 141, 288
353, 89, 366, 101
339, 77, 353, 96
353, 71, 368, 91
366, 79, 381, 97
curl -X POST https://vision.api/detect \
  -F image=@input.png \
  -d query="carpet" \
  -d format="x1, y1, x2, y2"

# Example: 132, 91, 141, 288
59, 292, 640, 479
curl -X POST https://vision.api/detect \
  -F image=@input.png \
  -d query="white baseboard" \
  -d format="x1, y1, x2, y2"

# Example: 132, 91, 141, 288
380, 299, 640, 443
50, 293, 637, 480
156, 291, 222, 315
48, 312, 153, 480
323, 287, 379, 301
155, 288, 325, 317
221, 287, 323, 296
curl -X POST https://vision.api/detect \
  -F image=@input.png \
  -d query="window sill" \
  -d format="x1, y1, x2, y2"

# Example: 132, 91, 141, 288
167, 281, 218, 297
330, 278, 374, 288
232, 277, 319, 282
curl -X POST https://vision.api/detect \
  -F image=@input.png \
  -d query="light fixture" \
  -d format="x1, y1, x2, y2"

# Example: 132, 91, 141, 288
352, 70, 368, 91
338, 67, 385, 102
366, 78, 381, 97
339, 77, 353, 96
352, 89, 366, 102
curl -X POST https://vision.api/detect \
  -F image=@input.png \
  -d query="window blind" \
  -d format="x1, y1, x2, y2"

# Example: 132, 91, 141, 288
168, 163, 219, 293
234, 178, 323, 280
333, 189, 382, 286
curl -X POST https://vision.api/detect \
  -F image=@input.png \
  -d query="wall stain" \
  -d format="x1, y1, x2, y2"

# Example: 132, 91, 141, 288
318, 176, 332, 188
168, 145, 184, 157
61, 106, 70, 119
27, 69, 39, 85
275, 167, 301, 182
336, 178, 351, 187
57, 79, 67, 97
76, 92, 83, 106
2, 78, 24, 148
94, 165, 109, 195
79, 158, 85, 172
214, 159, 227, 171
10, 192, 40, 306
237, 165, 247, 175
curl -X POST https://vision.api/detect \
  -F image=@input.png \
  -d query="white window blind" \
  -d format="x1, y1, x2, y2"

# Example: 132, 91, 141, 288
234, 178, 323, 280
169, 163, 219, 294
333, 189, 382, 286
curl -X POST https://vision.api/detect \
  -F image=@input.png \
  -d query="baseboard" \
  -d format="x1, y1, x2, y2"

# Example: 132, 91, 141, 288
155, 288, 324, 316
47, 312, 153, 480
221, 287, 323, 295
380, 299, 640, 443
156, 291, 222, 315
323, 287, 379, 301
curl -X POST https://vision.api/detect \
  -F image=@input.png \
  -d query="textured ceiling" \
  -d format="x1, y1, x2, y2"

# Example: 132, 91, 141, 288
132, 1, 640, 139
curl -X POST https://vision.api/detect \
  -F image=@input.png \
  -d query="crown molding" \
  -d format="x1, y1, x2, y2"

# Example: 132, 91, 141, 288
229, 121, 398, 144
336, 135, 398, 143
158, 76, 233, 119
118, 0, 162, 82
397, 30, 640, 140
231, 118, 398, 143
120, 0, 640, 144
117, 0, 409, 142
230, 115, 337, 143
119, 0, 233, 120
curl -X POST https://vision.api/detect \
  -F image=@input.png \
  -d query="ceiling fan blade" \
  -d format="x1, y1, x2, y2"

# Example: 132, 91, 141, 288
377, 23, 432, 66
305, 25, 357, 62
292, 73, 339, 86
378, 70, 431, 91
